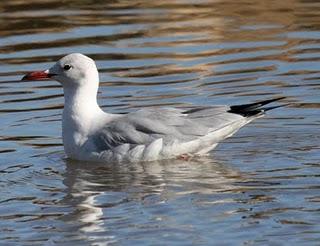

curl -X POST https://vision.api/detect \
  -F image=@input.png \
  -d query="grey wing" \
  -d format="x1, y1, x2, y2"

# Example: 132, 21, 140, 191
92, 106, 244, 151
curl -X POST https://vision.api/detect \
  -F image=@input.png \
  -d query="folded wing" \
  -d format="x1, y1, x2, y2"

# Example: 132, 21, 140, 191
92, 106, 245, 152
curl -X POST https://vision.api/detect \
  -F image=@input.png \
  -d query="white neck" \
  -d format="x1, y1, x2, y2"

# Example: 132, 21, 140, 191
63, 83, 102, 119
62, 82, 106, 154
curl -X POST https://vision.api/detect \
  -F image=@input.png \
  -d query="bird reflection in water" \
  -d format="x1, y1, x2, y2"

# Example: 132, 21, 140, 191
61, 157, 249, 240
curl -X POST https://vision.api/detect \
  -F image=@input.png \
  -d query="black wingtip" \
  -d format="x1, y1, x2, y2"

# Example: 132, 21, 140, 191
228, 97, 287, 117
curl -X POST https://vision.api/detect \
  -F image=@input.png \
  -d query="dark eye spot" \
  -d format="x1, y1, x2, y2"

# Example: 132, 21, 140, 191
63, 64, 72, 71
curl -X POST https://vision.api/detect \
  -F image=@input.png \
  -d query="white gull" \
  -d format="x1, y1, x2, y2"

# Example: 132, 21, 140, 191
22, 53, 285, 162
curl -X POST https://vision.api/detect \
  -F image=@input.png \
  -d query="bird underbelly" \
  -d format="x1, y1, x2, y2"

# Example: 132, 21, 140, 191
97, 139, 165, 162
89, 138, 213, 163
63, 131, 92, 160
69, 138, 174, 162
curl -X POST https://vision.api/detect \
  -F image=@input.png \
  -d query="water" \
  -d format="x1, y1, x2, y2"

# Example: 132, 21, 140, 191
1, 0, 320, 245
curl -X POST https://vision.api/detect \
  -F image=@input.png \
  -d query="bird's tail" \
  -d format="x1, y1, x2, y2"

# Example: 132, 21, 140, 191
228, 97, 288, 117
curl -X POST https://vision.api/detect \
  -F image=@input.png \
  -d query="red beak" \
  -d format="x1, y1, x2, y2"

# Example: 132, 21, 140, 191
21, 71, 54, 81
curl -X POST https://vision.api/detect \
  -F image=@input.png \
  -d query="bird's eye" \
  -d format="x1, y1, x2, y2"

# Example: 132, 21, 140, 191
63, 64, 72, 71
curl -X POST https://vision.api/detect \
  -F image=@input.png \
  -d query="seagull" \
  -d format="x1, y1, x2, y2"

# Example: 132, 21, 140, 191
22, 53, 286, 163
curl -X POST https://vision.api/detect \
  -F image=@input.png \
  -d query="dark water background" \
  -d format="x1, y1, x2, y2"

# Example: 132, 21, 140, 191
0, 0, 320, 245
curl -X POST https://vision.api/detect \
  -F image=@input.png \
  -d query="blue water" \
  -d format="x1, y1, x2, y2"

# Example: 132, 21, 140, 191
0, 0, 320, 245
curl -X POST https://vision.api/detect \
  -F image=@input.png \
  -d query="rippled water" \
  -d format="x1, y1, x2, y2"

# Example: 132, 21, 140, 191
1, 0, 320, 245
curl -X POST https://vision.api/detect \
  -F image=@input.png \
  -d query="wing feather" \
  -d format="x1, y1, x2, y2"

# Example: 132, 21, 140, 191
92, 106, 244, 152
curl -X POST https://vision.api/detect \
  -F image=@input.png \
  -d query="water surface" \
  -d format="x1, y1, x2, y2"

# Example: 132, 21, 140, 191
1, 0, 320, 245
